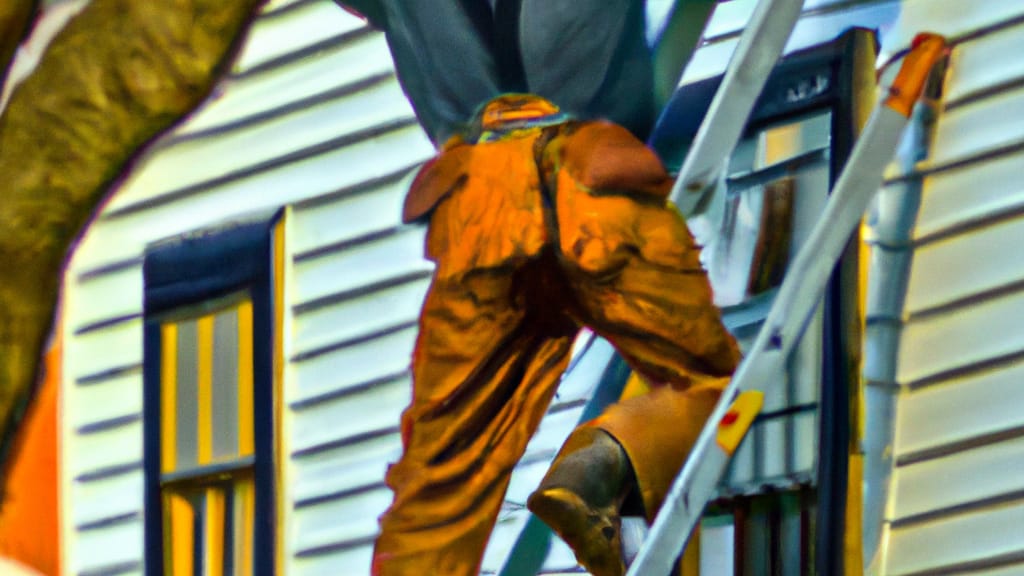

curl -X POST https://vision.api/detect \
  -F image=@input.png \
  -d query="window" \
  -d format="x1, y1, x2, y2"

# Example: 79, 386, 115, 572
143, 214, 284, 576
648, 27, 878, 573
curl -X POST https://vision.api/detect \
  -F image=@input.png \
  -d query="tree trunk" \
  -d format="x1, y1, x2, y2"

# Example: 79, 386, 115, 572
0, 1, 37, 92
0, 0, 264, 466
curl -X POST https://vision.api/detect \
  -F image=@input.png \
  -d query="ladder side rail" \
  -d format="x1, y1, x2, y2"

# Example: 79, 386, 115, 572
669, 0, 805, 216
627, 34, 948, 576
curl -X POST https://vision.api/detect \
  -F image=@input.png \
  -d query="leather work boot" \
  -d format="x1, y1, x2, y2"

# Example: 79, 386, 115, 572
527, 427, 636, 576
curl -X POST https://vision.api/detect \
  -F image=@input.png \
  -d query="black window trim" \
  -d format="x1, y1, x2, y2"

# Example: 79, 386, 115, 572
649, 26, 880, 574
142, 211, 283, 576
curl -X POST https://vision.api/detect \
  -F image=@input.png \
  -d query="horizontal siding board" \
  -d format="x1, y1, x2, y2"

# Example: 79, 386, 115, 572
235, 0, 364, 73
481, 509, 532, 573
683, 0, 900, 84
292, 546, 374, 574
291, 325, 416, 403
504, 460, 551, 515
75, 124, 433, 270
894, 358, 1024, 457
967, 564, 1024, 576
513, 408, 582, 490
291, 432, 401, 505
293, 275, 428, 357
174, 31, 398, 139
70, 370, 142, 430
290, 373, 408, 454
292, 226, 429, 307
71, 265, 142, 330
930, 85, 1024, 165
913, 148, 1024, 241
292, 486, 392, 556
880, 0, 1024, 53
945, 21, 1024, 103
896, 287, 1024, 385
905, 214, 1024, 315
108, 77, 414, 212
261, 0, 312, 15
542, 541, 588, 574
290, 175, 411, 256
884, 498, 1024, 575
73, 515, 144, 576
68, 420, 143, 480
701, 0, 896, 41
71, 470, 144, 530
688, 0, 1024, 86
890, 435, 1024, 522
682, 37, 743, 85
70, 320, 143, 382
550, 334, 614, 406
106, 115, 421, 219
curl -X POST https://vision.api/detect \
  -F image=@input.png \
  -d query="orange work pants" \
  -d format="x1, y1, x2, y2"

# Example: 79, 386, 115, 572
372, 119, 740, 575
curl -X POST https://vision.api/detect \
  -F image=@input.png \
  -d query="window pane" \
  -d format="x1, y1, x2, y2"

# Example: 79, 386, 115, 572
701, 516, 736, 575
233, 476, 255, 576
162, 323, 178, 474
213, 308, 240, 461
756, 111, 831, 169
198, 316, 214, 465
205, 487, 226, 576
163, 491, 195, 576
237, 300, 254, 457
176, 319, 199, 471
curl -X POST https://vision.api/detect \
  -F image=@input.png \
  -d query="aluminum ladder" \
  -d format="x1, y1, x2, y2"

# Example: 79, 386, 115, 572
627, 34, 949, 575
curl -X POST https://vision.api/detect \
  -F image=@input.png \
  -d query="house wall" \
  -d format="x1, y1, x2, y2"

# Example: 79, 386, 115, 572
864, 7, 1024, 576
57, 0, 1024, 575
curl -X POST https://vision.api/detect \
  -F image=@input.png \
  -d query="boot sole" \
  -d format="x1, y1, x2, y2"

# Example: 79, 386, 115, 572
527, 487, 626, 576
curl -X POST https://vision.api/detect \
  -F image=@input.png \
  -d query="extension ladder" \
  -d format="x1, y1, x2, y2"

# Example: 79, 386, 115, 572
627, 33, 948, 576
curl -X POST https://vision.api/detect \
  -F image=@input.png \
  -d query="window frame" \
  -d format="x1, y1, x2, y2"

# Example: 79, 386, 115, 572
142, 213, 284, 576
650, 27, 878, 573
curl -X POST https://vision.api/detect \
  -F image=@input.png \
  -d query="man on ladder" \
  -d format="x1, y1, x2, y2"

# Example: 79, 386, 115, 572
337, 2, 742, 574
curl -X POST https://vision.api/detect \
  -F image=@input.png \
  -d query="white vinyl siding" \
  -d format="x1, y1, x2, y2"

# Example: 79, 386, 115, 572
861, 6, 1024, 574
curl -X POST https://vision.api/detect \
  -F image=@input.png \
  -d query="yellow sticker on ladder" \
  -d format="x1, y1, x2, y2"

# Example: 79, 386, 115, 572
716, 391, 765, 455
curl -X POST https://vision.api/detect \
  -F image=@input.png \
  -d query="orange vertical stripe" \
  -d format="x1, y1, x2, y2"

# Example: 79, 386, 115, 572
235, 478, 255, 576
197, 315, 214, 464
0, 330, 62, 574
237, 300, 254, 456
162, 323, 178, 473
165, 493, 194, 576
205, 488, 225, 576
273, 217, 286, 576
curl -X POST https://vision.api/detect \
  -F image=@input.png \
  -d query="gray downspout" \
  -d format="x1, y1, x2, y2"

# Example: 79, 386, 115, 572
861, 62, 946, 571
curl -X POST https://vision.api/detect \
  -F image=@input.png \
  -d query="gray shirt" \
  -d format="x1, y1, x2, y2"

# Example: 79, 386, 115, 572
337, 1, 655, 145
